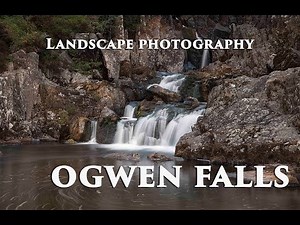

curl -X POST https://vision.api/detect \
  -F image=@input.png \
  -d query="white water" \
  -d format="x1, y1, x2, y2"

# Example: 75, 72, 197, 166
196, 31, 210, 69
114, 105, 205, 147
87, 120, 98, 144
147, 73, 185, 93
201, 49, 210, 69
114, 104, 137, 144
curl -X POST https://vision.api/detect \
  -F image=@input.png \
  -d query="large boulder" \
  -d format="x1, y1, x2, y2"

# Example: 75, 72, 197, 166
83, 81, 126, 114
176, 67, 300, 165
0, 50, 42, 140
69, 116, 89, 142
147, 85, 182, 103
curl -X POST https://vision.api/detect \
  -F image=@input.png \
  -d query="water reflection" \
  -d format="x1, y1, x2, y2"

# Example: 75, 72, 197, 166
0, 143, 300, 210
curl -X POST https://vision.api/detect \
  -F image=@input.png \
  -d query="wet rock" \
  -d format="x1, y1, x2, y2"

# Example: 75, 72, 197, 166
184, 62, 235, 101
176, 67, 300, 165
100, 107, 119, 122
69, 117, 89, 142
103, 153, 140, 161
39, 137, 58, 142
147, 85, 182, 103
138, 99, 164, 116
147, 153, 172, 161
183, 97, 200, 109
65, 139, 77, 144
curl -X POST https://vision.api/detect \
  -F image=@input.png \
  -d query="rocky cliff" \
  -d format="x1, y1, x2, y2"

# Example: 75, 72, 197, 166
176, 15, 300, 165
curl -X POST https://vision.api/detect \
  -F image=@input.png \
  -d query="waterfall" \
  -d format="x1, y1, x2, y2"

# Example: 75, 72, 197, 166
196, 31, 211, 69
114, 104, 205, 147
201, 49, 210, 69
87, 120, 98, 144
114, 103, 137, 144
147, 73, 185, 93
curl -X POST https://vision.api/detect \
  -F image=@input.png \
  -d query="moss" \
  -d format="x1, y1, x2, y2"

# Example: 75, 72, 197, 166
0, 16, 44, 52
65, 104, 77, 116
57, 109, 69, 125
39, 50, 64, 74
123, 15, 140, 39
28, 15, 93, 40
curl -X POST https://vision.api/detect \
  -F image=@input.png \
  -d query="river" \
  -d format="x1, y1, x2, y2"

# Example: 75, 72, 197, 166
1, 143, 300, 210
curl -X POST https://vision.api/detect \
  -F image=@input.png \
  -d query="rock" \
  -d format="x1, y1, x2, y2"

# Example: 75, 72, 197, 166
131, 16, 185, 73
39, 137, 58, 142
184, 62, 235, 101
58, 51, 73, 67
103, 153, 140, 161
69, 117, 89, 142
138, 99, 164, 116
273, 48, 300, 71
0, 50, 42, 141
65, 139, 77, 144
131, 66, 156, 82
119, 60, 132, 78
147, 153, 172, 161
213, 23, 231, 39
100, 107, 119, 122
83, 81, 126, 114
147, 85, 182, 103
176, 67, 300, 165
70, 72, 89, 84
101, 48, 130, 81
11, 50, 39, 70
91, 69, 102, 80
183, 97, 200, 109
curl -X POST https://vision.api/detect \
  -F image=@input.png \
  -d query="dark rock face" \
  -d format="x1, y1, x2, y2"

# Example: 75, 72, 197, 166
97, 107, 119, 144
176, 67, 300, 165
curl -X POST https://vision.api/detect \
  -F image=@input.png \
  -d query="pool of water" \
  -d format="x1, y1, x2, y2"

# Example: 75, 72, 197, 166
0, 143, 300, 210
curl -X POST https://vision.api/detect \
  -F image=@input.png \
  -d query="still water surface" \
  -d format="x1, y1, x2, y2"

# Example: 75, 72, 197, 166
0, 143, 300, 210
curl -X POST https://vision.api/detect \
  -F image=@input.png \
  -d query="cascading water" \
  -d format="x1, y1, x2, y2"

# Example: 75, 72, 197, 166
87, 120, 98, 144
201, 49, 210, 69
147, 73, 185, 93
196, 31, 211, 69
114, 103, 137, 144
113, 71, 206, 149
114, 104, 205, 147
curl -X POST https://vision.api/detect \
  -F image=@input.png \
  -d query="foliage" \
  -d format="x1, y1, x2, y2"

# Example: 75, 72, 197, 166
0, 15, 142, 74
123, 15, 140, 39
0, 16, 44, 52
